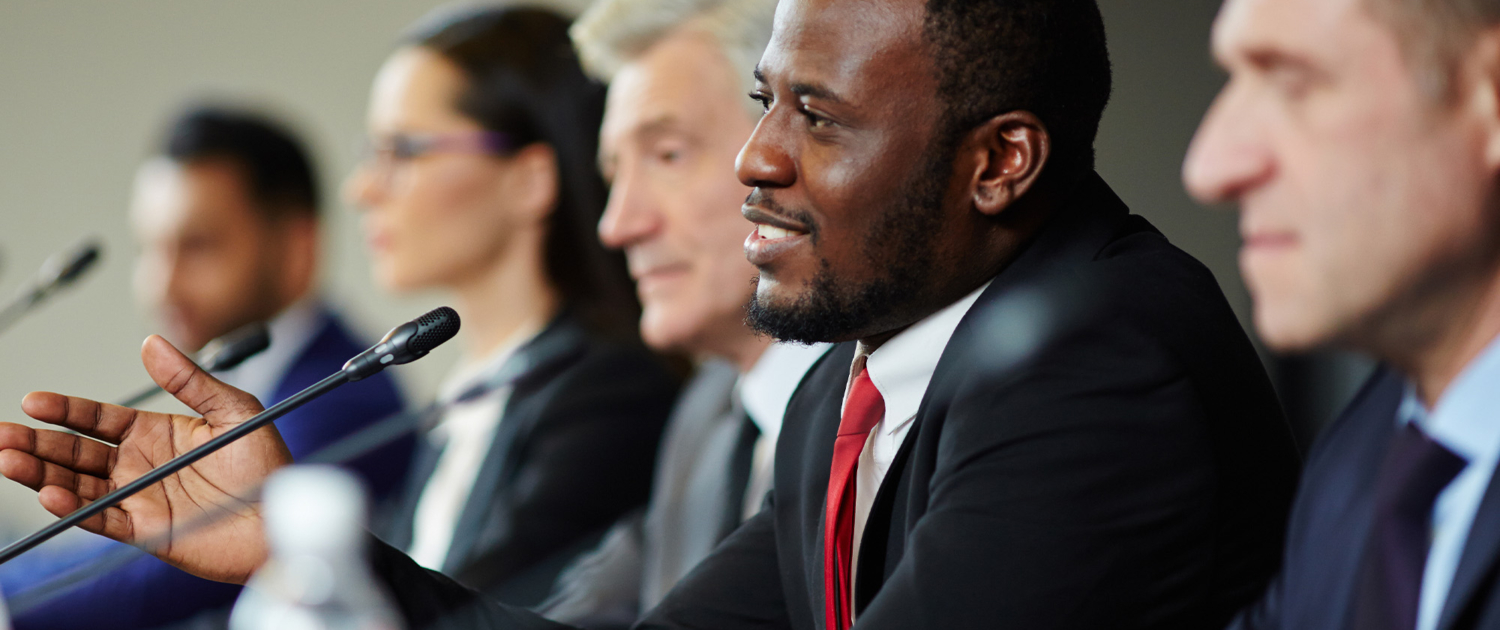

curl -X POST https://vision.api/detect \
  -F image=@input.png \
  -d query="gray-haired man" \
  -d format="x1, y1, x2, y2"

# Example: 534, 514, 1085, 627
538, 0, 826, 625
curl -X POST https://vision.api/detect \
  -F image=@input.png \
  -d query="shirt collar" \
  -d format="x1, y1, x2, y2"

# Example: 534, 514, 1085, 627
215, 297, 325, 403
1399, 332, 1500, 465
739, 341, 832, 440
854, 281, 991, 435
437, 318, 547, 404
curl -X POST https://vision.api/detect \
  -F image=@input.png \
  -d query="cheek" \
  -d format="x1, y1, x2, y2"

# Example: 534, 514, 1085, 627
379, 163, 510, 288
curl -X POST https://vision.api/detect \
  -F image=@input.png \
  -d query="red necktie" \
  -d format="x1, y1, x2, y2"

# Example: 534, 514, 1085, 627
824, 366, 884, 630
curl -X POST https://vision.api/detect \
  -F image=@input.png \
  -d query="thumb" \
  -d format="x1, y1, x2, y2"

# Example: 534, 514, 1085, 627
141, 335, 264, 427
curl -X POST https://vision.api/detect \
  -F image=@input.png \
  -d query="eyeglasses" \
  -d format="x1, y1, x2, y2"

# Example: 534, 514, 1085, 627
361, 131, 515, 161
355, 131, 516, 186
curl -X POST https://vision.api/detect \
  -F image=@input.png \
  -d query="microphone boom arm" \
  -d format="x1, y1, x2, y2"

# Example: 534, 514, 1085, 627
0, 371, 350, 565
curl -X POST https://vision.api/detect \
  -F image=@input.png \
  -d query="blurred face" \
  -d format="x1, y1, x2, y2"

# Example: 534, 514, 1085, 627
131, 159, 283, 352
345, 46, 549, 293
596, 30, 761, 355
1184, 0, 1500, 353
737, 0, 973, 344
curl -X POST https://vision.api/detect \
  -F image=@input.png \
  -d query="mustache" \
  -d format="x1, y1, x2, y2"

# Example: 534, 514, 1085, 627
744, 189, 820, 239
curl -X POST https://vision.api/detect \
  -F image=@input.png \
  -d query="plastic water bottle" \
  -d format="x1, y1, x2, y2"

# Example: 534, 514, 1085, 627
229, 466, 404, 630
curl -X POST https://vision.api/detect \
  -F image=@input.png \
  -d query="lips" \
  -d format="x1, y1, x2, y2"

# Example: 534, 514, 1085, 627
743, 207, 810, 267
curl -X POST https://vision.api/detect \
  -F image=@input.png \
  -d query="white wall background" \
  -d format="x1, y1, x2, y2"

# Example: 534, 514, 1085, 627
0, 1, 1254, 537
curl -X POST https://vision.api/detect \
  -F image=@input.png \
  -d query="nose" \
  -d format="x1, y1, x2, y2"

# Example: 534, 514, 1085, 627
735, 113, 796, 190
597, 162, 662, 250
343, 160, 387, 212
1183, 81, 1275, 205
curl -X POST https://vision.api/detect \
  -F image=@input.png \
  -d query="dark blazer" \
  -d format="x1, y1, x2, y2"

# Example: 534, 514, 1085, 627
1228, 366, 1500, 630
7, 307, 412, 630
368, 172, 1301, 630
377, 313, 680, 606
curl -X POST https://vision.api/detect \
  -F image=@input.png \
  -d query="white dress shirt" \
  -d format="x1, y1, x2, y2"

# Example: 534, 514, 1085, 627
845, 282, 990, 605
738, 341, 832, 518
1405, 333, 1500, 630
214, 298, 324, 404
408, 323, 543, 571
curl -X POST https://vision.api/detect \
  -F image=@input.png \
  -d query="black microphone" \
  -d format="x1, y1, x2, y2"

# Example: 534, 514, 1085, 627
342, 306, 460, 381
0, 238, 103, 336
116, 322, 273, 408
0, 306, 460, 566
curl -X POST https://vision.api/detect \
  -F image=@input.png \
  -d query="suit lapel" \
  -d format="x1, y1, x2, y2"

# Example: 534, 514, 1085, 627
381, 407, 449, 549
845, 172, 1132, 613
437, 315, 589, 573
1438, 460, 1500, 630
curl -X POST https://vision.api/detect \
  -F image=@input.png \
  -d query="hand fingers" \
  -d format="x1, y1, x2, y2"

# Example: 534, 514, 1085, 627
0, 450, 115, 500
20, 392, 143, 445
38, 486, 133, 542
142, 335, 264, 427
0, 423, 115, 477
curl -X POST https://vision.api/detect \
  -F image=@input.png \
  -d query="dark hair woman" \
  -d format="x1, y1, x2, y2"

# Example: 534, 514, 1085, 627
345, 5, 678, 604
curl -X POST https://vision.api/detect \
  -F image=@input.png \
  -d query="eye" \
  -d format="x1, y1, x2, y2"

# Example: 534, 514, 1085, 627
801, 108, 834, 130
388, 135, 429, 161
749, 92, 771, 114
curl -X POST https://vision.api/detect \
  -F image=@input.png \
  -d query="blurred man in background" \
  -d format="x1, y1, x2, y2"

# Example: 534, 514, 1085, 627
1186, 0, 1500, 628
535, 0, 827, 625
0, 105, 411, 630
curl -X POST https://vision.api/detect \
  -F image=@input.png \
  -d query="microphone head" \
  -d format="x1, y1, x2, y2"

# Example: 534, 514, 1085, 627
37, 238, 102, 290
342, 307, 460, 381
400, 306, 461, 358
199, 322, 272, 372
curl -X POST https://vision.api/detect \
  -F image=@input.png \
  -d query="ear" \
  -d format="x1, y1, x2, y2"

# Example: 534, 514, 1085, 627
274, 214, 320, 302
1470, 28, 1500, 170
962, 111, 1050, 217
500, 143, 560, 225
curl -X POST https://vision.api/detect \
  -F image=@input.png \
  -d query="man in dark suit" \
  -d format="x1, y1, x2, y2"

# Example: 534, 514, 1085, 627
0, 0, 1297, 628
0, 105, 412, 629
1183, 0, 1500, 628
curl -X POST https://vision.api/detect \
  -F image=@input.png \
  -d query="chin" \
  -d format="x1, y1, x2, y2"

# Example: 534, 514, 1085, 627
638, 309, 689, 355
1253, 300, 1337, 354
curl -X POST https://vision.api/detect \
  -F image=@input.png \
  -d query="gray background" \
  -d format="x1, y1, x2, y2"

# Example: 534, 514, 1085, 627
0, 1, 1364, 538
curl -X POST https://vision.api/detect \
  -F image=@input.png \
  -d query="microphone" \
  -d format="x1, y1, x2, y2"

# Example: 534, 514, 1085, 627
0, 238, 103, 336
116, 322, 273, 408
342, 306, 460, 381
0, 306, 460, 566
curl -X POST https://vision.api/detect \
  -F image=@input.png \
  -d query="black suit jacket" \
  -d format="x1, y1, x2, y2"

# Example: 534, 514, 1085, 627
1229, 366, 1500, 630
378, 314, 680, 606
370, 173, 1300, 629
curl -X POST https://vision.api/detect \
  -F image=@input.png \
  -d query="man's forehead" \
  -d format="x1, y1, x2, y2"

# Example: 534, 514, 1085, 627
600, 32, 738, 150
760, 0, 929, 91
1213, 0, 1365, 64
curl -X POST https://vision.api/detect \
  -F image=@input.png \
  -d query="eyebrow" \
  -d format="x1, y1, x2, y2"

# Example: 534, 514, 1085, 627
597, 115, 692, 175
753, 67, 849, 105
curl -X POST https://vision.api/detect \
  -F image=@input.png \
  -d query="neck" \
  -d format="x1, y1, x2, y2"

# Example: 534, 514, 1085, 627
721, 332, 774, 374
450, 238, 559, 362
1386, 268, 1500, 407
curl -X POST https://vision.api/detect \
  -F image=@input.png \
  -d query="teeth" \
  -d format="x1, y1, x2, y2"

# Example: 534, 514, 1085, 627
757, 224, 797, 240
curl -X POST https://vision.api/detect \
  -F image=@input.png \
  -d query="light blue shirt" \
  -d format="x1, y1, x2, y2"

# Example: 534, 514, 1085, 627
1408, 333, 1500, 630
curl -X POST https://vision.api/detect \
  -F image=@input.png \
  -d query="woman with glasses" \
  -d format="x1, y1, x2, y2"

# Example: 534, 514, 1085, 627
345, 5, 678, 606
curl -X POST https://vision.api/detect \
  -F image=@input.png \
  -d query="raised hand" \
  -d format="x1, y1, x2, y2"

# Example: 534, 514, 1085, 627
0, 335, 293, 584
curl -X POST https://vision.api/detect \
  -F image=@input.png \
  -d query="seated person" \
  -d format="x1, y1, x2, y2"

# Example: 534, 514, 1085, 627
536, 0, 828, 625
343, 6, 680, 605
0, 106, 412, 629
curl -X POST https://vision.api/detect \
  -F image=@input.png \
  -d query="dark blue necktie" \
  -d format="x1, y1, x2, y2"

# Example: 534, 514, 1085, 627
1352, 423, 1468, 630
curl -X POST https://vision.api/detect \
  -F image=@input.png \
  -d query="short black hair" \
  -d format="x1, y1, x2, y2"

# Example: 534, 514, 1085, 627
407, 6, 640, 339
161, 105, 321, 220
923, 0, 1112, 178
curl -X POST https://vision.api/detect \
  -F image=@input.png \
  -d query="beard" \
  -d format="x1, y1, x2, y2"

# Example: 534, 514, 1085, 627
745, 140, 953, 344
